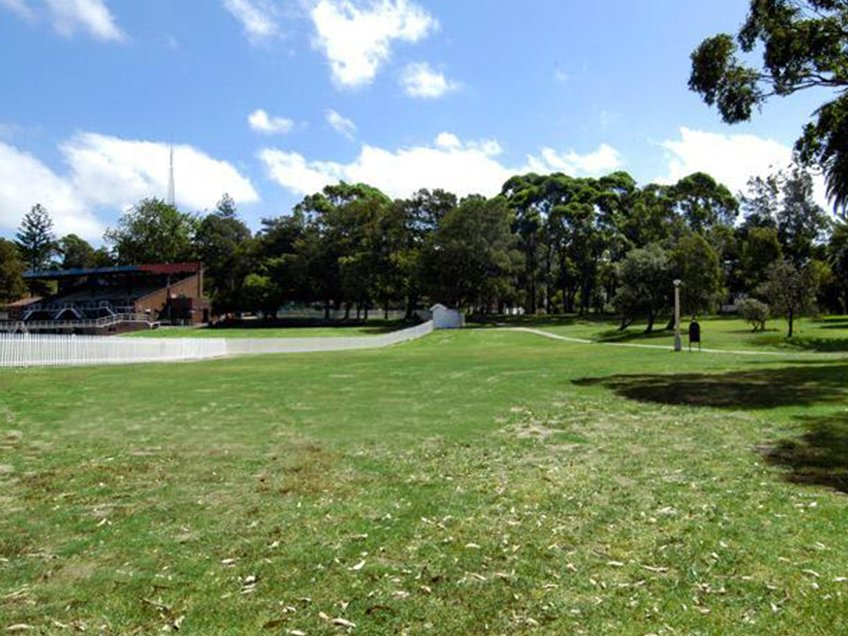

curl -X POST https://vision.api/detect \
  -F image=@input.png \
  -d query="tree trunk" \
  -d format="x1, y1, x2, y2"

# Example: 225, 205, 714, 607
324, 300, 331, 321
788, 309, 794, 338
645, 308, 655, 333
529, 275, 537, 314
562, 281, 569, 315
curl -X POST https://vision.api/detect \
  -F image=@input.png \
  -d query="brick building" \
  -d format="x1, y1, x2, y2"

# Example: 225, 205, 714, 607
1, 263, 210, 333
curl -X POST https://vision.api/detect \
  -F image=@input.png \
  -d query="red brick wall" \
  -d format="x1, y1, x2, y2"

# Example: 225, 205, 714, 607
134, 273, 204, 319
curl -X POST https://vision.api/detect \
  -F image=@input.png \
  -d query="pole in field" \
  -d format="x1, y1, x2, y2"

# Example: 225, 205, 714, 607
673, 279, 682, 352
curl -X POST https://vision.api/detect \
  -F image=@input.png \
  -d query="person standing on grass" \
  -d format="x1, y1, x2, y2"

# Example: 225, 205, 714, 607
688, 316, 701, 352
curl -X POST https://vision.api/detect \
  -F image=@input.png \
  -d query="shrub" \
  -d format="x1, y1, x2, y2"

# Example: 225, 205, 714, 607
738, 298, 770, 332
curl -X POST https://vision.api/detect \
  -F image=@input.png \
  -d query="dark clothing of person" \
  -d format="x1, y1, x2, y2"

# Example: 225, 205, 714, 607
688, 322, 701, 342
688, 321, 701, 351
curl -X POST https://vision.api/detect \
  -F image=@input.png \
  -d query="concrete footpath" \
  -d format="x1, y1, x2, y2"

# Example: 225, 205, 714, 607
506, 327, 847, 359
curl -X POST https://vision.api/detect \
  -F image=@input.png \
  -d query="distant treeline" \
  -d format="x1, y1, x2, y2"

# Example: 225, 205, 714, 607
2, 165, 845, 331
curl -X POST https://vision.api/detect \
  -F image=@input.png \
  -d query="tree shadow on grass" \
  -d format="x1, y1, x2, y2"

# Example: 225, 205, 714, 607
596, 328, 674, 343
775, 337, 848, 353
761, 413, 848, 493
573, 363, 848, 409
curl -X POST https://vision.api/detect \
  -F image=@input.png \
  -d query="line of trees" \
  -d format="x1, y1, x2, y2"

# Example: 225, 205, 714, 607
1, 164, 843, 334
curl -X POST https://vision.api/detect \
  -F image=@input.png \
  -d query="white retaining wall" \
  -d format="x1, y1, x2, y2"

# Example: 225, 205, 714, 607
0, 321, 434, 369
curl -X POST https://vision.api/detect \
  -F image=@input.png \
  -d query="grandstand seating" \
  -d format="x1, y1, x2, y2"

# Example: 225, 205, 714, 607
0, 263, 209, 334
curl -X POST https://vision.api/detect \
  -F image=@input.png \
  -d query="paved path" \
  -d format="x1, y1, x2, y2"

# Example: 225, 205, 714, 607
506, 327, 847, 359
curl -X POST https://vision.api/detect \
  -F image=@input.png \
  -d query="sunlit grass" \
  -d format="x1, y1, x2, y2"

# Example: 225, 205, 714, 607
2, 329, 848, 634
473, 314, 848, 353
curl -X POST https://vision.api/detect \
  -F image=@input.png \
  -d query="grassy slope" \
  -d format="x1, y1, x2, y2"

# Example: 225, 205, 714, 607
476, 315, 848, 353
1, 330, 848, 634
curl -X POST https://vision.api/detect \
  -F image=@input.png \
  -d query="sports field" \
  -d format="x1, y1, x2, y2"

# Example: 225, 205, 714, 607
2, 322, 848, 634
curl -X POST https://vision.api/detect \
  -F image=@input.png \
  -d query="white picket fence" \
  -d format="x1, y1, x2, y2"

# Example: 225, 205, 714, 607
0, 321, 434, 369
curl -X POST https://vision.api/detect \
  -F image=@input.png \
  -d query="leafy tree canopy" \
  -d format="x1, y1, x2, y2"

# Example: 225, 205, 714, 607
59, 234, 108, 270
689, 0, 848, 212
757, 257, 819, 337
105, 198, 198, 265
0, 238, 26, 304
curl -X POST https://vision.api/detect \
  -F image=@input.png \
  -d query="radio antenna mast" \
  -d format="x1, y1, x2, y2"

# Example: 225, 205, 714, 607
166, 145, 176, 207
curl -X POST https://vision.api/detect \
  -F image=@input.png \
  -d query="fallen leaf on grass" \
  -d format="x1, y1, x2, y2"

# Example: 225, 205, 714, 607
331, 618, 356, 628
142, 598, 172, 613
6, 626, 34, 633
162, 615, 185, 632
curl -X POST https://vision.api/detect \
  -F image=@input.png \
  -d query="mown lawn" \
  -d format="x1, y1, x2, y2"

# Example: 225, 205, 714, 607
2, 329, 848, 634
123, 321, 406, 339
474, 314, 848, 353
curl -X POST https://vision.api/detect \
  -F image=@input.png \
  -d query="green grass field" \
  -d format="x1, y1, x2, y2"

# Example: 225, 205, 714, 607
473, 314, 848, 353
123, 321, 405, 339
2, 324, 848, 634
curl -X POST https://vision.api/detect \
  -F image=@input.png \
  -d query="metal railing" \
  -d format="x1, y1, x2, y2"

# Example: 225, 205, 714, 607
0, 313, 156, 332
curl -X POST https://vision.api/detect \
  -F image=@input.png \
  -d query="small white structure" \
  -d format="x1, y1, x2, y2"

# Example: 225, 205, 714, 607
431, 304, 465, 330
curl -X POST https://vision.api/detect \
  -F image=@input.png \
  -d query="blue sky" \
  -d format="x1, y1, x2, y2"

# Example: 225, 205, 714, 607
0, 0, 830, 243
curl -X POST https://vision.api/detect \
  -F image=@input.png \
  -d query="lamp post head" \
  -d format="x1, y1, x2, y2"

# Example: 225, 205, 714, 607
673, 279, 682, 288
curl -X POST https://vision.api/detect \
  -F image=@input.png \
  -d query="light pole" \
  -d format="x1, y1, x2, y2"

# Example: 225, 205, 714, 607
673, 279, 682, 352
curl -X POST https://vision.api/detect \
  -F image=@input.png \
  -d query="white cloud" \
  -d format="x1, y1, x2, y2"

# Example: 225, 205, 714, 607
45, 0, 124, 41
0, 134, 258, 241
525, 144, 623, 177
400, 62, 458, 98
658, 127, 829, 207
310, 0, 437, 88
434, 132, 460, 149
0, 0, 35, 21
2, 0, 127, 41
0, 141, 102, 239
326, 109, 357, 139
222, 0, 279, 42
62, 133, 259, 212
260, 150, 346, 198
248, 109, 294, 135
259, 133, 623, 199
